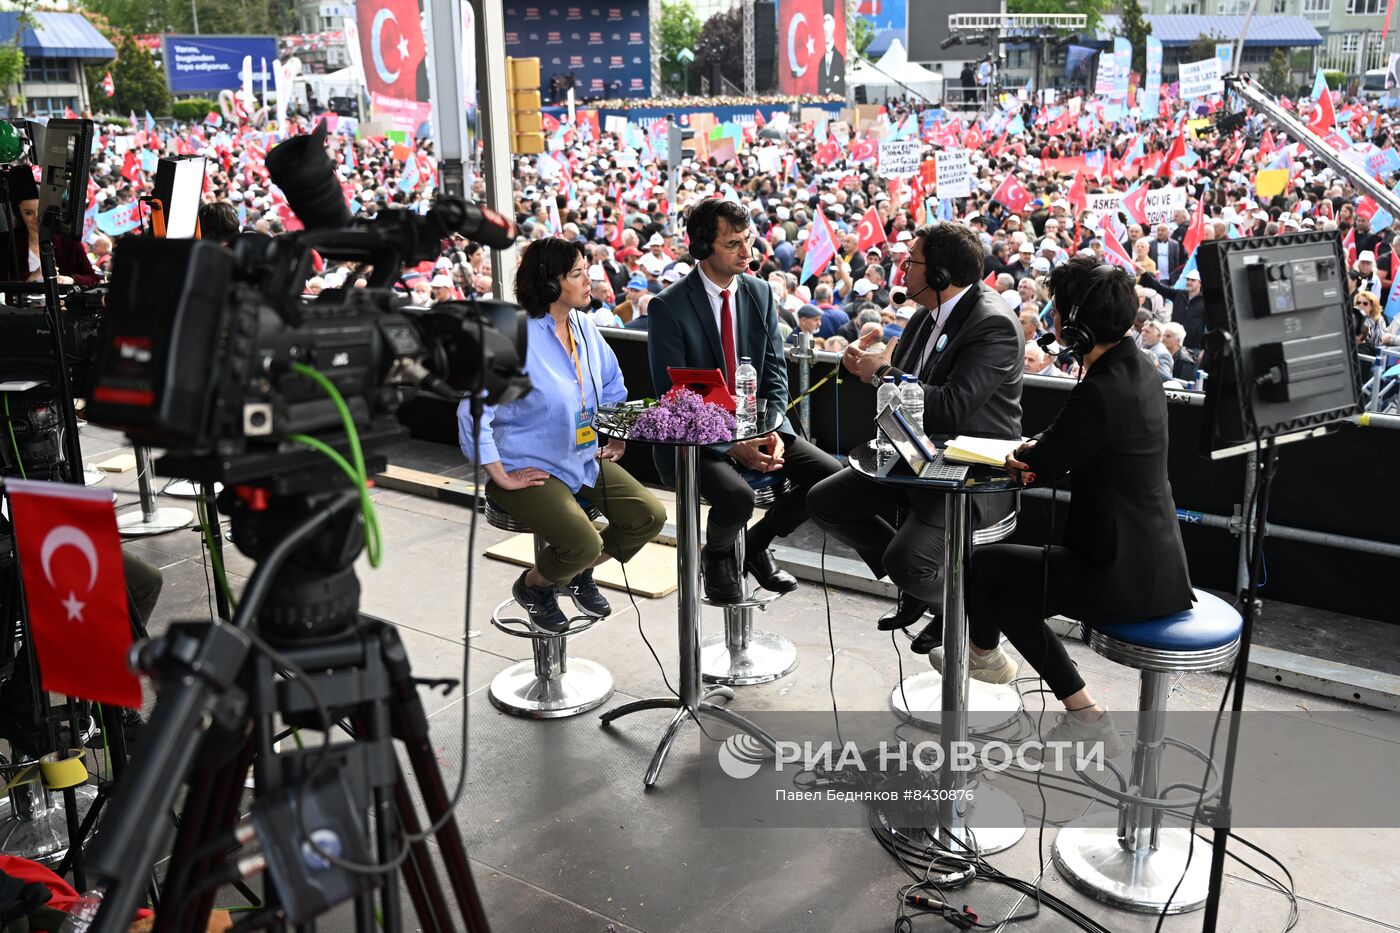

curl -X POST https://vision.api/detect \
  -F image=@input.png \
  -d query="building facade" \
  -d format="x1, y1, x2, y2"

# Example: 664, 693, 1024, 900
0, 12, 115, 118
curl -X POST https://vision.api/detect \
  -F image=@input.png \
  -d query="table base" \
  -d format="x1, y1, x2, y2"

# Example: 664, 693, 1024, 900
1053, 826, 1209, 914
889, 671, 1024, 733
700, 630, 799, 685
600, 685, 778, 788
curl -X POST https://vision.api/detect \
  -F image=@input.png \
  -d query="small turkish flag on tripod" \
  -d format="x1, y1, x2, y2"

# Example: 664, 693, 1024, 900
6, 479, 140, 708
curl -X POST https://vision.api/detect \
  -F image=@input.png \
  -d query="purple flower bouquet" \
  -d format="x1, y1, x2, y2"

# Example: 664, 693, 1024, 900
627, 388, 737, 444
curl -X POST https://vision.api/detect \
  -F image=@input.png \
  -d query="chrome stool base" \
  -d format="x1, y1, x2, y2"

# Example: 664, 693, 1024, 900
1053, 826, 1210, 914
890, 671, 1023, 733
700, 628, 798, 685
932, 781, 1026, 856
117, 506, 194, 538
488, 657, 614, 719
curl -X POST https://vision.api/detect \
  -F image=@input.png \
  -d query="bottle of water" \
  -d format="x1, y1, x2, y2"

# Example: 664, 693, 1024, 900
899, 374, 924, 437
875, 374, 900, 455
733, 354, 756, 431
58, 889, 104, 932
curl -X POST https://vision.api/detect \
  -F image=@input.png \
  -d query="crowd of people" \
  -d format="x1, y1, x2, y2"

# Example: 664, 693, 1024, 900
54, 78, 1400, 388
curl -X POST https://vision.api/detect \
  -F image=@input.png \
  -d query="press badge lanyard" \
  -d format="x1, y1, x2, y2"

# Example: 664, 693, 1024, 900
564, 319, 597, 451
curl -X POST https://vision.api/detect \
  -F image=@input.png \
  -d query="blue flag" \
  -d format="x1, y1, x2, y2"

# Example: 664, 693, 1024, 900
1173, 249, 1198, 291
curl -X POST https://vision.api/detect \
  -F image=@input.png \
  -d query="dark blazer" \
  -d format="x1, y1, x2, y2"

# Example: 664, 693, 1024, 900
1139, 273, 1207, 353
881, 282, 1024, 527
647, 268, 791, 477
1020, 338, 1194, 619
1149, 236, 1185, 283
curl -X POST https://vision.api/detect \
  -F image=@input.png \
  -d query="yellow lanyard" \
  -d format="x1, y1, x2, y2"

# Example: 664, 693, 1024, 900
563, 320, 587, 407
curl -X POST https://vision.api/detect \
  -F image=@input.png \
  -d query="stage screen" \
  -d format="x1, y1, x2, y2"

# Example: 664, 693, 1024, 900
905, 0, 1000, 64
162, 35, 277, 94
856, 0, 906, 56
504, 0, 651, 100
778, 0, 847, 96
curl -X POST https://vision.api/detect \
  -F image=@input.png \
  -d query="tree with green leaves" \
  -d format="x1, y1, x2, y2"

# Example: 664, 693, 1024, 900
88, 36, 170, 117
0, 0, 36, 114
78, 0, 296, 37
1260, 48, 1291, 96
1116, 0, 1152, 76
658, 0, 701, 95
695, 7, 745, 92
849, 5, 875, 59
1008, 0, 1110, 33
1184, 33, 1224, 65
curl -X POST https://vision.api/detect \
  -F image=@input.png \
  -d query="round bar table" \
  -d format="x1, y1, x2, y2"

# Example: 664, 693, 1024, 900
848, 441, 1026, 857
596, 402, 781, 788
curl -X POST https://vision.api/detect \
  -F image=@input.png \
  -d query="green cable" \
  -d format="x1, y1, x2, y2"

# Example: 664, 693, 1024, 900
286, 362, 381, 567
287, 432, 382, 567
197, 494, 237, 611
4, 394, 26, 480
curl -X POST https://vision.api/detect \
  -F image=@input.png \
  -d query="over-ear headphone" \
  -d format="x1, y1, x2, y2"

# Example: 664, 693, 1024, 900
538, 239, 562, 305
687, 199, 719, 261
917, 231, 954, 294
1060, 264, 1121, 358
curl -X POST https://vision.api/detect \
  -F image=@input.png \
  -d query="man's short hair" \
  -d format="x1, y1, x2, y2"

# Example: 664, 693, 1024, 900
1046, 255, 1137, 344
913, 222, 984, 288
1163, 322, 1187, 342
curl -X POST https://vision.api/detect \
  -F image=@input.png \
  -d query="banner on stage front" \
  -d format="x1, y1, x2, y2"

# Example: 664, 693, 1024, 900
1179, 58, 1223, 100
934, 149, 972, 198
879, 137, 921, 177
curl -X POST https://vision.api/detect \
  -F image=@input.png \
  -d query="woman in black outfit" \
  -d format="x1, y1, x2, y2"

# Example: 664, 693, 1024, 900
948, 255, 1195, 752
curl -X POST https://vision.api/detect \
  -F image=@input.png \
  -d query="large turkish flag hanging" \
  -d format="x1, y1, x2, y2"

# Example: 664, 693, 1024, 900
7, 479, 140, 708
779, 0, 846, 96
357, 0, 427, 102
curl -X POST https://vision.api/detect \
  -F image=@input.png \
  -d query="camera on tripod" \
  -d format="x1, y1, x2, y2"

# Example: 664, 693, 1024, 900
86, 120, 529, 469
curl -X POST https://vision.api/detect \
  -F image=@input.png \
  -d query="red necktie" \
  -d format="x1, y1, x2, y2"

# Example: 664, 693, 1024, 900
719, 288, 737, 392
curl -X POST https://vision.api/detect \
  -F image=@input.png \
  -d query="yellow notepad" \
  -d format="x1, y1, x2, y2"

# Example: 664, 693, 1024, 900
942, 436, 1023, 467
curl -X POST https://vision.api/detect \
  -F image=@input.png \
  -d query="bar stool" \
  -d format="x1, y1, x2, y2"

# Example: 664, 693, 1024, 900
1053, 588, 1242, 915
700, 469, 798, 686
484, 498, 615, 719
890, 509, 1023, 732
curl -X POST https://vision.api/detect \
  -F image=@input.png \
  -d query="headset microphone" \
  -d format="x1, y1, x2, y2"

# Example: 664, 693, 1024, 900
1036, 332, 1071, 357
890, 284, 929, 305
748, 244, 762, 273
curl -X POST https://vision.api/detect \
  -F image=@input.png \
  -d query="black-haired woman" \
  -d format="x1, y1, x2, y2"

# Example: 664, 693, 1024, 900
0, 166, 99, 286
954, 256, 1194, 755
457, 236, 665, 632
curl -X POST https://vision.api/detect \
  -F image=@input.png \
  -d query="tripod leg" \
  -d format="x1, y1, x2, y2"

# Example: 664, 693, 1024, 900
377, 624, 491, 933
363, 656, 403, 933
61, 786, 86, 890
394, 774, 454, 933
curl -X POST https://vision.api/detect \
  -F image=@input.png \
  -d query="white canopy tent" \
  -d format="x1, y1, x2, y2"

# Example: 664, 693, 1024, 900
850, 39, 944, 104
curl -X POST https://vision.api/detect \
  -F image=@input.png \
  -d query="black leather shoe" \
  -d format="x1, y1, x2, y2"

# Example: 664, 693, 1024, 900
703, 544, 744, 603
877, 592, 931, 631
512, 571, 570, 634
744, 544, 798, 594
565, 568, 611, 617
909, 616, 944, 654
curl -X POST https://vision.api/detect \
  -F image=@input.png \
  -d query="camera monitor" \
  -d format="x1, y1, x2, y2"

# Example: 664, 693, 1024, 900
151, 156, 207, 239
33, 118, 93, 241
1197, 231, 1361, 458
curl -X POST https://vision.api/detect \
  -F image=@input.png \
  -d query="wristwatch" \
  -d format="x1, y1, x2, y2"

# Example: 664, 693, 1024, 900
872, 364, 892, 385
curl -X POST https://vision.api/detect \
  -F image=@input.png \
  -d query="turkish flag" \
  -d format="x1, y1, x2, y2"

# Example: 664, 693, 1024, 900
990, 173, 1032, 213
962, 126, 984, 150
6, 480, 140, 708
1159, 132, 1185, 178
120, 150, 143, 184
779, 0, 843, 96
855, 206, 886, 253
1098, 217, 1136, 272
1066, 170, 1087, 217
1343, 227, 1357, 266
1308, 87, 1336, 136
814, 139, 840, 165
1182, 196, 1207, 258
851, 137, 878, 163
1122, 185, 1149, 226
357, 0, 426, 101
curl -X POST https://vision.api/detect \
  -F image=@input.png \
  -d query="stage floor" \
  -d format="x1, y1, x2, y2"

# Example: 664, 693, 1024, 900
81, 425, 1400, 933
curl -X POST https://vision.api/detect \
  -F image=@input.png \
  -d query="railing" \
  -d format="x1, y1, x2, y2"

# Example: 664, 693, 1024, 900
1361, 347, 1400, 413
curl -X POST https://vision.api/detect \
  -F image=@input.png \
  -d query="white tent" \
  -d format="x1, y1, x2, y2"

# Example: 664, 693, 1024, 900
851, 38, 943, 104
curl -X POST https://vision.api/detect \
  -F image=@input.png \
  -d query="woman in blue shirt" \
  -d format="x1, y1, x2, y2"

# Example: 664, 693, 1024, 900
458, 237, 666, 632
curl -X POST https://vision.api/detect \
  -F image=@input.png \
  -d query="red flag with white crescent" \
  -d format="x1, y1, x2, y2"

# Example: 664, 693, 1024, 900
100, 71, 114, 97
6, 480, 140, 707
1097, 216, 1136, 272
855, 206, 886, 253
357, 0, 426, 101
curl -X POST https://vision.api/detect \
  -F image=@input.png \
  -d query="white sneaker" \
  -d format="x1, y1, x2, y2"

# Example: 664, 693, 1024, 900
927, 645, 1019, 684
1022, 710, 1126, 766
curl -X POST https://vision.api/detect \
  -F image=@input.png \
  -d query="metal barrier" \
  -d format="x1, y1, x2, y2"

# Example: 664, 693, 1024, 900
1361, 347, 1400, 413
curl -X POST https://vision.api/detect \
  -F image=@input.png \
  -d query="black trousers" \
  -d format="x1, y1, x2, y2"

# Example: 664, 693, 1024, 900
966, 543, 1091, 702
697, 433, 841, 550
806, 466, 950, 607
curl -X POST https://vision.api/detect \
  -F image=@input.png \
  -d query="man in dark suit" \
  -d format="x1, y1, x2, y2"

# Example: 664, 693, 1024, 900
1138, 267, 1207, 355
1149, 223, 1184, 284
648, 199, 841, 602
819, 0, 845, 95
956, 257, 1192, 749
808, 222, 1023, 635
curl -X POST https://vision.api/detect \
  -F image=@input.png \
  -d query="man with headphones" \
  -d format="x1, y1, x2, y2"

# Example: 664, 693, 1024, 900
951, 256, 1193, 751
647, 198, 841, 602
808, 222, 1023, 636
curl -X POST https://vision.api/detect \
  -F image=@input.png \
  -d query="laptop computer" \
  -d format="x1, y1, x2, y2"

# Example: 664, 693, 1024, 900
876, 405, 969, 485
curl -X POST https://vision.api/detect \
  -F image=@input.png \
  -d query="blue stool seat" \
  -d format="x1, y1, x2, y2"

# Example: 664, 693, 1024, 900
737, 467, 792, 507
1088, 589, 1242, 674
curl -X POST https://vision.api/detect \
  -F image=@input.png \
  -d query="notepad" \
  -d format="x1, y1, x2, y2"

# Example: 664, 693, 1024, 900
941, 436, 1023, 467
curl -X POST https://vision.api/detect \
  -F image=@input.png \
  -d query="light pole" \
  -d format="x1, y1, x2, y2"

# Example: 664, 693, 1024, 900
191, 0, 200, 35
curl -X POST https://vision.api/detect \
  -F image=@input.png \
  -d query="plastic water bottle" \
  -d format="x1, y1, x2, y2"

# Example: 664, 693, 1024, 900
899, 374, 924, 436
57, 889, 104, 932
876, 374, 900, 455
735, 356, 758, 421
1195, 369, 1207, 392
